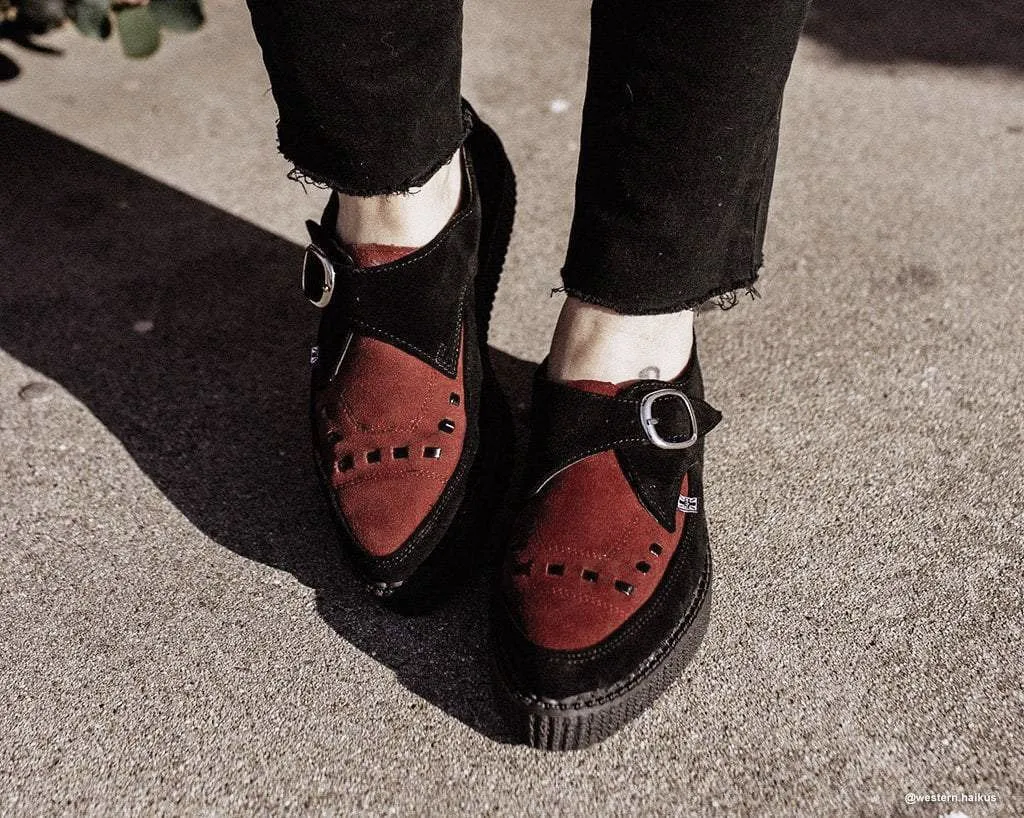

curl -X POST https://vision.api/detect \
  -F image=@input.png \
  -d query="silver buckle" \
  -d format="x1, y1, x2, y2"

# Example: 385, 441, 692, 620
639, 388, 699, 450
301, 244, 335, 308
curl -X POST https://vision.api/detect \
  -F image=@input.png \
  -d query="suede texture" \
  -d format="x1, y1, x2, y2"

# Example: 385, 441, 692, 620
346, 243, 419, 268
305, 106, 516, 588
312, 241, 466, 559
507, 443, 692, 651
525, 360, 721, 530
246, 2, 809, 311
308, 173, 480, 379
497, 352, 717, 698
314, 331, 467, 558
497, 468, 711, 700
307, 146, 483, 574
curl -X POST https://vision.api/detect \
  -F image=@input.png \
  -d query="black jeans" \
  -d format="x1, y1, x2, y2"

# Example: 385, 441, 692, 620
246, 0, 810, 313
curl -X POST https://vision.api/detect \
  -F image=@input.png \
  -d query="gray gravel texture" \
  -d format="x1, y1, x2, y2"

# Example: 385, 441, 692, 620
1, 0, 1022, 816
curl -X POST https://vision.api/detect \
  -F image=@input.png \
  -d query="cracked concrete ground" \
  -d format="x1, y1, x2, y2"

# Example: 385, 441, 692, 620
1, 0, 1022, 815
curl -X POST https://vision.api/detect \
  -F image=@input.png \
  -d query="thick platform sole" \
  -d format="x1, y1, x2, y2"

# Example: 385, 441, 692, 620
495, 558, 712, 750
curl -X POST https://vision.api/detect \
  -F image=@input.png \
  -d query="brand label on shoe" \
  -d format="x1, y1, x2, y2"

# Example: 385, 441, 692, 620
310, 345, 319, 366
677, 495, 699, 514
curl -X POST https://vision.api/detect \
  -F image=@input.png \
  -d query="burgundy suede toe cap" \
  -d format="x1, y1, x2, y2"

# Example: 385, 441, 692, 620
504, 448, 689, 652
315, 334, 467, 558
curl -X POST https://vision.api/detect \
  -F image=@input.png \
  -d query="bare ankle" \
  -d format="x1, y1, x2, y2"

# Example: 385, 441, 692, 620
335, 150, 463, 248
547, 297, 695, 384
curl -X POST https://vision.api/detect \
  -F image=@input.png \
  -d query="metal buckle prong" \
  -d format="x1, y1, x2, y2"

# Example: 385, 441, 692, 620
639, 388, 699, 450
302, 244, 335, 308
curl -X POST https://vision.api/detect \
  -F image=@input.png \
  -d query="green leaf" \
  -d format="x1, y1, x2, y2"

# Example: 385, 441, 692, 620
116, 5, 160, 58
149, 0, 204, 32
68, 0, 112, 40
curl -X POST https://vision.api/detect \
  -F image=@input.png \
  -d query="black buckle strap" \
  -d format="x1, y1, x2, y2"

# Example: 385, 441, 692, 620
526, 358, 722, 532
303, 155, 479, 380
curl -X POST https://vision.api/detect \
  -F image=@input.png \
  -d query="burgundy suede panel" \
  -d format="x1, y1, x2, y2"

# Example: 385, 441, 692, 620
314, 331, 467, 557
505, 378, 689, 651
346, 243, 419, 268
335, 471, 448, 556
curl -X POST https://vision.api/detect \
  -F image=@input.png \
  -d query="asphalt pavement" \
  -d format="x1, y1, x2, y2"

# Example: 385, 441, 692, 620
1, 0, 1022, 815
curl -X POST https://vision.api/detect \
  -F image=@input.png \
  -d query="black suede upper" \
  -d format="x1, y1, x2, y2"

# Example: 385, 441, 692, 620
306, 167, 480, 382
525, 355, 721, 531
497, 350, 719, 700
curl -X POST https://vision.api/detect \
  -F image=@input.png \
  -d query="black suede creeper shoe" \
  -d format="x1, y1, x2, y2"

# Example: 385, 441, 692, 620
301, 102, 517, 610
493, 346, 721, 749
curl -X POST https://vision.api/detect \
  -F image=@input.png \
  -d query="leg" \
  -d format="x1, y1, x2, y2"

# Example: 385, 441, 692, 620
246, 1, 518, 604
550, 0, 810, 383
245, 0, 466, 248
245, 0, 466, 195
496, 0, 811, 749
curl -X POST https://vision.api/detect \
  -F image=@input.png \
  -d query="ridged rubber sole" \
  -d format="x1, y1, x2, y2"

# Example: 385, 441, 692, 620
496, 559, 712, 750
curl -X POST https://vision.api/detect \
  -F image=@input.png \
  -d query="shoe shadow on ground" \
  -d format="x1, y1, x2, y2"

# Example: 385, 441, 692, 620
0, 112, 536, 743
804, 0, 1024, 71
0, 51, 20, 82
0, 20, 66, 83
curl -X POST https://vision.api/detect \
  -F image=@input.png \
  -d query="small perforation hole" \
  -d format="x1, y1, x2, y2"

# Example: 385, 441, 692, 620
649, 543, 663, 557
614, 580, 634, 596
449, 393, 460, 406
439, 419, 456, 434
338, 454, 354, 472
366, 449, 382, 464
325, 430, 341, 445
636, 561, 651, 574
581, 569, 598, 583
423, 446, 442, 459
393, 446, 409, 459
546, 563, 565, 577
